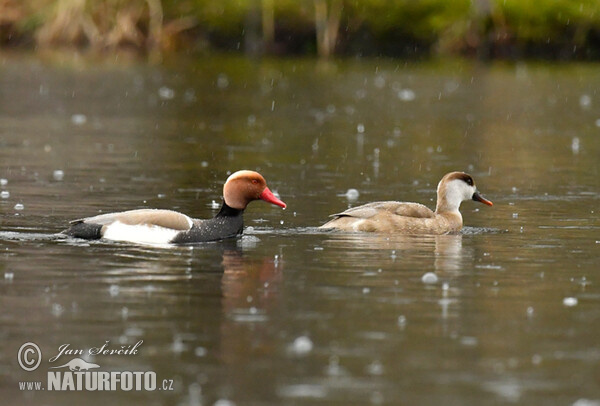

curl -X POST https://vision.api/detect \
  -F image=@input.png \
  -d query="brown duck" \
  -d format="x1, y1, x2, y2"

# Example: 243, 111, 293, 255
320, 172, 493, 234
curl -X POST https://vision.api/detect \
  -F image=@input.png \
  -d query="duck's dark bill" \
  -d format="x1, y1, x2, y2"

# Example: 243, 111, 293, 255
472, 192, 493, 206
260, 187, 287, 208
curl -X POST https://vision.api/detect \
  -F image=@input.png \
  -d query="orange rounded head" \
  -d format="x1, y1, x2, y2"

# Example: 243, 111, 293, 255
223, 170, 286, 210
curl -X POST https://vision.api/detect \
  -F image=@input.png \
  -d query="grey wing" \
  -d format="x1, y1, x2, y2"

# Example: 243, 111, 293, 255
329, 201, 398, 219
72, 209, 194, 231
330, 201, 434, 219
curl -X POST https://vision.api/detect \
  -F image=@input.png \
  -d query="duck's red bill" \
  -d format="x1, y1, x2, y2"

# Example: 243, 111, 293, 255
472, 191, 493, 206
260, 187, 286, 208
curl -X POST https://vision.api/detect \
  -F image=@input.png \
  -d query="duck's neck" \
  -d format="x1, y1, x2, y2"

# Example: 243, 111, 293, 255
435, 190, 463, 214
435, 194, 463, 230
216, 202, 244, 218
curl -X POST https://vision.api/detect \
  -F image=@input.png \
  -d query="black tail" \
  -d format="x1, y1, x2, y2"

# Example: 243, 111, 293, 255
62, 221, 103, 240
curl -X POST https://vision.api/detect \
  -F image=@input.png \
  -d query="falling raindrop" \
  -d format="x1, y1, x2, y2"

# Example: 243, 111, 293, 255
158, 86, 175, 100
571, 137, 580, 154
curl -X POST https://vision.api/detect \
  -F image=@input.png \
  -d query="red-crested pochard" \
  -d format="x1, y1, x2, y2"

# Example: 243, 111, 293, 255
320, 171, 493, 234
63, 170, 286, 244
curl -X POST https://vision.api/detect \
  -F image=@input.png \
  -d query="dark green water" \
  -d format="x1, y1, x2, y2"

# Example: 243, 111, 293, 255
1, 53, 599, 405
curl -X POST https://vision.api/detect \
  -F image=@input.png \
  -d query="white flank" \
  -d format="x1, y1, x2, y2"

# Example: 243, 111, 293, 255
102, 221, 181, 244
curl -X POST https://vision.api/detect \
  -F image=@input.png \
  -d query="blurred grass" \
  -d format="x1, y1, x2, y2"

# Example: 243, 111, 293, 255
1, 0, 600, 59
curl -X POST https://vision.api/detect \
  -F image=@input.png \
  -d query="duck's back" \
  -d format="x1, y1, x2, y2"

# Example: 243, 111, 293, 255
320, 201, 440, 232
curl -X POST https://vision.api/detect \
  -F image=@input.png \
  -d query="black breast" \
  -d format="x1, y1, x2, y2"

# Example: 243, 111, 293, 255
170, 203, 244, 244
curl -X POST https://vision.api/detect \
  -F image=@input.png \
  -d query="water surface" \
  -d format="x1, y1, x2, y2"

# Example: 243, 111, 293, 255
1, 54, 599, 405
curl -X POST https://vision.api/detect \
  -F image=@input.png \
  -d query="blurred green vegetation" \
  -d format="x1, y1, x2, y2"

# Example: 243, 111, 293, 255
1, 0, 600, 59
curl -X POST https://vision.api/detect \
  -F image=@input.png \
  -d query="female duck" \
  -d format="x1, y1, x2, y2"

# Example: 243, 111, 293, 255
63, 170, 286, 244
320, 172, 492, 234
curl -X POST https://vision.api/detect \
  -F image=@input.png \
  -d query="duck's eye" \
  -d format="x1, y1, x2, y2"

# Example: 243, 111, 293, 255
251, 179, 259, 184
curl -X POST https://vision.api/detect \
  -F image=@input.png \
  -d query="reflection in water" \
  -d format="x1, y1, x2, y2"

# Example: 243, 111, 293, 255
221, 248, 283, 315
322, 232, 467, 273
219, 247, 284, 372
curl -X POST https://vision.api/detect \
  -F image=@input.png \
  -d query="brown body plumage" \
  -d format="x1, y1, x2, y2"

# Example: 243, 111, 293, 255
320, 172, 493, 235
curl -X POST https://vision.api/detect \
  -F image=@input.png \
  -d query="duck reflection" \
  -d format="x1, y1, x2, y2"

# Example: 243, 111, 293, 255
218, 246, 284, 367
322, 232, 467, 273
220, 248, 283, 313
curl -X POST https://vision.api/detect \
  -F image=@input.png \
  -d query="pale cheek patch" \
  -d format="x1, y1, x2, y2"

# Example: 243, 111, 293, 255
102, 221, 181, 244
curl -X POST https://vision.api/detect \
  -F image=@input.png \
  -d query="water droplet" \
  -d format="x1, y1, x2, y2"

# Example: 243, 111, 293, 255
171, 336, 186, 353
109, 285, 120, 297
291, 336, 313, 355
571, 137, 580, 154
4, 272, 14, 281
579, 94, 592, 109
217, 74, 229, 89
362, 287, 370, 294
1, 191, 9, 199
158, 86, 175, 100
397, 89, 415, 101
183, 88, 197, 102
345, 188, 360, 201
71, 114, 87, 125
460, 336, 478, 346
357, 123, 365, 133
0, 178, 7, 186
213, 399, 236, 406
52, 303, 64, 317
14, 203, 24, 210
421, 272, 438, 284
366, 360, 384, 375
563, 297, 578, 307
53, 170, 64, 181
398, 315, 407, 328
